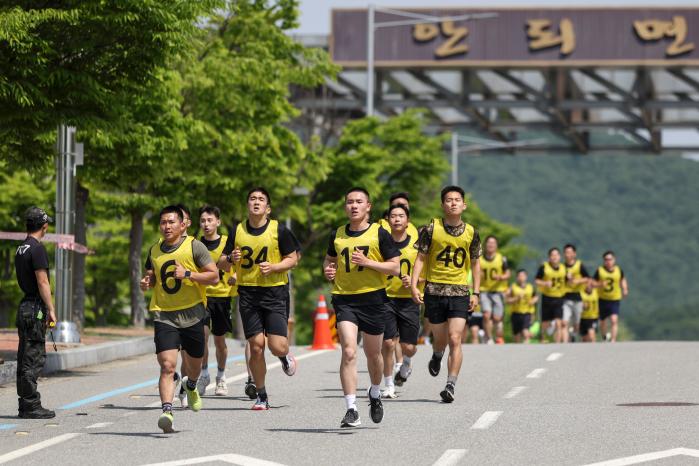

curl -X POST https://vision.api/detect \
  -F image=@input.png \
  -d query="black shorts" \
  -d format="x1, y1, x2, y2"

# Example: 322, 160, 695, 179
599, 299, 621, 320
424, 294, 470, 324
511, 313, 532, 335
238, 286, 289, 340
383, 298, 420, 345
205, 297, 233, 336
541, 296, 564, 322
580, 318, 598, 336
468, 314, 483, 329
154, 319, 206, 358
333, 300, 386, 336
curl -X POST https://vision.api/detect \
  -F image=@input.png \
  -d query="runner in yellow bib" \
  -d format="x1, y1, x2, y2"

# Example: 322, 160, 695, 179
506, 269, 538, 343
479, 236, 510, 344
580, 285, 599, 342
140, 205, 219, 433
535, 247, 567, 343
411, 186, 481, 403
593, 250, 628, 342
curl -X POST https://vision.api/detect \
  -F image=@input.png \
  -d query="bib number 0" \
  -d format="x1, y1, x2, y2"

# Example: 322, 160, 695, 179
160, 259, 182, 295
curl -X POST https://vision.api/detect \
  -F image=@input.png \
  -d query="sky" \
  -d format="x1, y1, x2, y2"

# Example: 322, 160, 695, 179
293, 0, 699, 35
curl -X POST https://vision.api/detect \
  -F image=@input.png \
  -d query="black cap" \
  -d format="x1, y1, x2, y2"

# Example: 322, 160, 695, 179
25, 206, 53, 229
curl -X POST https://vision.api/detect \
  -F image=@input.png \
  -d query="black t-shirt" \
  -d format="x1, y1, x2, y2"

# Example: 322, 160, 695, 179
222, 220, 300, 256
15, 236, 49, 298
326, 223, 400, 306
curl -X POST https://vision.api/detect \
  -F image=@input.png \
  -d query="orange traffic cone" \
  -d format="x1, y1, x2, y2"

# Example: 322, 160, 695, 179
311, 295, 336, 350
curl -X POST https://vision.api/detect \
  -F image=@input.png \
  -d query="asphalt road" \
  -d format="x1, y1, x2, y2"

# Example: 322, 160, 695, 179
1, 340, 699, 465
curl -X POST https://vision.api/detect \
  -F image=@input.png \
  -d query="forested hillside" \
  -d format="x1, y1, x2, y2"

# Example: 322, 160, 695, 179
460, 154, 699, 340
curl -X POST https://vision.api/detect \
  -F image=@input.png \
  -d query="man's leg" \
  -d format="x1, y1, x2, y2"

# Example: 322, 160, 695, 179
381, 338, 395, 382
554, 318, 563, 343
446, 317, 467, 378
470, 325, 479, 344
213, 334, 228, 395
363, 332, 384, 389
157, 349, 179, 405
197, 324, 211, 395
337, 321, 359, 399
610, 314, 619, 342
247, 332, 267, 403
483, 310, 493, 343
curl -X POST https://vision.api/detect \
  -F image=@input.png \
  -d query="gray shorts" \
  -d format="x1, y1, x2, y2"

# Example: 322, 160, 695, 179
481, 292, 505, 319
562, 300, 583, 325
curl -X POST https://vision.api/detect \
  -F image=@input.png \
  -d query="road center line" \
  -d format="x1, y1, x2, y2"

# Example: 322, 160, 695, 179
546, 352, 563, 362
526, 368, 547, 378
503, 386, 527, 399
85, 422, 113, 429
432, 449, 467, 466
0, 433, 81, 464
471, 411, 502, 430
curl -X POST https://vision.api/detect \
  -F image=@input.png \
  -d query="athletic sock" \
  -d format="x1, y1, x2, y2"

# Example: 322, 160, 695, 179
433, 351, 444, 360
345, 394, 357, 411
257, 386, 267, 401
447, 375, 458, 385
384, 376, 394, 388
186, 378, 197, 391
369, 384, 381, 398
162, 402, 172, 413
217, 367, 225, 379
279, 355, 290, 370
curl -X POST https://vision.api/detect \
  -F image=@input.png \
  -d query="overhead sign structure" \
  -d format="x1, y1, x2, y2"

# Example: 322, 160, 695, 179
331, 8, 699, 67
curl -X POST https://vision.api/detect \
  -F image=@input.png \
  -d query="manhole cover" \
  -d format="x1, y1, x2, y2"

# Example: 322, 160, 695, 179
617, 402, 698, 407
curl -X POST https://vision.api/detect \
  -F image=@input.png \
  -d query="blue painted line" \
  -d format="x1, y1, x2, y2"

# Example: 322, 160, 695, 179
58, 354, 246, 410
0, 424, 18, 430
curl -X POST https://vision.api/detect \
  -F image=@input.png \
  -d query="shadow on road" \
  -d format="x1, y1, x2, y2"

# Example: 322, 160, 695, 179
385, 398, 444, 404
266, 427, 377, 435
617, 402, 699, 407
90, 431, 173, 438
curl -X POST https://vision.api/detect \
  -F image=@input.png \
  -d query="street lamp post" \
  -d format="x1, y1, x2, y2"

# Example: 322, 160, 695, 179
365, 6, 497, 117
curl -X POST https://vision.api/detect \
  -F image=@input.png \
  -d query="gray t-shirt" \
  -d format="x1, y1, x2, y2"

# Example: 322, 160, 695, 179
146, 237, 213, 328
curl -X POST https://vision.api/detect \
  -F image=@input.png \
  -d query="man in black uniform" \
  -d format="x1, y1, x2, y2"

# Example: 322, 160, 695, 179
14, 207, 56, 419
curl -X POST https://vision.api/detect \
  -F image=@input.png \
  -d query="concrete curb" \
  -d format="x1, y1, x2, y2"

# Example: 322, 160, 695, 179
0, 336, 154, 386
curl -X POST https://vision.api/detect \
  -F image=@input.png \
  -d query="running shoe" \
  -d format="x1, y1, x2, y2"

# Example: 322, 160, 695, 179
158, 410, 174, 433
215, 378, 228, 396
394, 366, 412, 387
428, 355, 441, 377
381, 386, 398, 399
340, 409, 361, 428
185, 384, 202, 412
197, 371, 210, 396
178, 379, 188, 409
282, 355, 297, 376
252, 396, 270, 411
440, 382, 455, 403
244, 379, 257, 400
368, 392, 384, 423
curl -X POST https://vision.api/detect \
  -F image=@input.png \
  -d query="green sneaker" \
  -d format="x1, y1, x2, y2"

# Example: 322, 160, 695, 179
158, 411, 174, 433
185, 385, 202, 412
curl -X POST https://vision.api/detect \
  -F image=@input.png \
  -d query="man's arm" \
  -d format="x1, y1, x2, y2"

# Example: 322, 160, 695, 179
259, 251, 298, 276
411, 252, 427, 304
621, 277, 629, 297
35, 269, 56, 324
470, 257, 481, 309
175, 261, 219, 286
351, 251, 400, 276
323, 255, 338, 281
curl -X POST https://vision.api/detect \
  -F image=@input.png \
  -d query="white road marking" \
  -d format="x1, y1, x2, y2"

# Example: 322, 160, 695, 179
85, 422, 113, 429
122, 411, 137, 417
0, 433, 81, 464
546, 352, 563, 362
526, 368, 547, 378
503, 386, 527, 399
432, 449, 467, 466
147, 350, 333, 406
471, 411, 502, 430
141, 453, 287, 466
582, 447, 699, 466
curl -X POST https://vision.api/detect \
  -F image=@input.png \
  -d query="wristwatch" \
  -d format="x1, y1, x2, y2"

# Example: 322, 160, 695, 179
472, 292, 480, 297
226, 253, 233, 263
184, 270, 192, 280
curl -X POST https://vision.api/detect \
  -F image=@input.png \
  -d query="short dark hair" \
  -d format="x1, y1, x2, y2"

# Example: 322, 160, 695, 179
548, 247, 560, 256
176, 203, 191, 220
160, 205, 184, 222
485, 235, 498, 244
247, 187, 271, 206
441, 185, 465, 203
564, 243, 576, 252
345, 187, 370, 200
389, 192, 410, 205
516, 268, 527, 275
26, 223, 44, 234
388, 203, 410, 218
199, 205, 220, 219
603, 250, 615, 258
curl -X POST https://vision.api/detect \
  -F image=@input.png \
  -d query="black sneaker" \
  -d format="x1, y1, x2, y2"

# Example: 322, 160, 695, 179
340, 409, 361, 428
368, 392, 384, 423
440, 383, 455, 403
394, 372, 406, 387
428, 355, 442, 377
244, 380, 257, 400
19, 407, 55, 419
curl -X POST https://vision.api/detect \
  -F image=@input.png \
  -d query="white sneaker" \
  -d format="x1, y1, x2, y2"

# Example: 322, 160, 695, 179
393, 363, 402, 374
215, 378, 228, 396
381, 386, 398, 399
178, 379, 188, 409
487, 338, 495, 345
171, 372, 181, 404
197, 372, 210, 396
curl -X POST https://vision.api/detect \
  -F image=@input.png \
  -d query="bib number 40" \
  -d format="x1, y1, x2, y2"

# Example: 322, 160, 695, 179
436, 246, 467, 268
